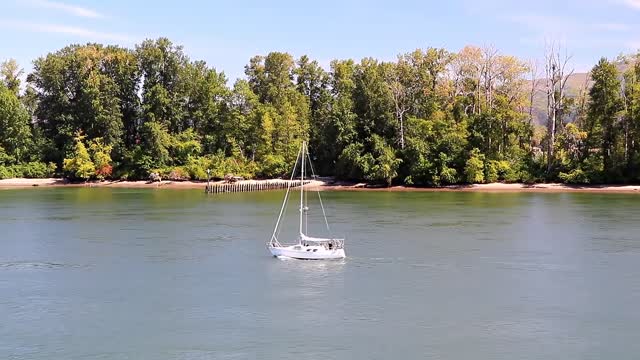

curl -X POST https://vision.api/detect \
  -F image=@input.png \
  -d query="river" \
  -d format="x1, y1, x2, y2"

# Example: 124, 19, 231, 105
1, 188, 639, 359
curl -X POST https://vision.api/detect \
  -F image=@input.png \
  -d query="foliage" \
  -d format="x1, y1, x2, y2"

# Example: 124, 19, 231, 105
363, 135, 402, 186
63, 135, 96, 180
0, 39, 637, 186
0, 84, 33, 163
559, 169, 590, 184
258, 154, 288, 178
5, 162, 57, 178
88, 138, 114, 180
586, 58, 623, 182
465, 148, 485, 183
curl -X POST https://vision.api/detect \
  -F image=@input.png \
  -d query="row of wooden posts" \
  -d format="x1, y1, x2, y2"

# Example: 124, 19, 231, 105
205, 180, 310, 194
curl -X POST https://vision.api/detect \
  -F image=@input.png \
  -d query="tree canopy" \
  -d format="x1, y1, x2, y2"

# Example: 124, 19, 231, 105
1, 38, 640, 185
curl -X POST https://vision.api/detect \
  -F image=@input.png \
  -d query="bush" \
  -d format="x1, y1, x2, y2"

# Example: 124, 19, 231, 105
439, 166, 458, 185
485, 161, 498, 183
0, 166, 14, 179
485, 160, 517, 183
19, 162, 49, 178
465, 148, 485, 183
495, 161, 514, 181
259, 154, 288, 178
363, 135, 402, 187
63, 135, 95, 180
559, 169, 590, 184
89, 138, 113, 180
167, 168, 188, 181
336, 143, 366, 180
0, 146, 15, 166
2, 162, 57, 178
183, 156, 210, 180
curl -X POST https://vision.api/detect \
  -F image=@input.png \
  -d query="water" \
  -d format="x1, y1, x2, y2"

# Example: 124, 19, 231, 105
1, 188, 640, 359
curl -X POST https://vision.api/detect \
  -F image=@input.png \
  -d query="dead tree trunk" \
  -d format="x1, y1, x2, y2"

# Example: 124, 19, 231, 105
545, 44, 574, 173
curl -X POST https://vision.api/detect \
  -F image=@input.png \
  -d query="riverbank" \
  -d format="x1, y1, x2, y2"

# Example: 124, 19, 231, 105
1, 178, 640, 193
324, 182, 640, 193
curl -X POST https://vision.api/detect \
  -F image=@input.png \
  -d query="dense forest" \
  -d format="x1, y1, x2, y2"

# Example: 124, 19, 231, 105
1, 37, 640, 185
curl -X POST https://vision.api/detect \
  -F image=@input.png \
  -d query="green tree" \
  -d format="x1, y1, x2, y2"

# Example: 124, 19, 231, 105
63, 134, 96, 180
622, 58, 640, 180
353, 58, 395, 144
224, 80, 262, 159
28, 44, 130, 164
139, 122, 171, 168
365, 135, 402, 186
180, 60, 228, 140
0, 84, 33, 163
136, 37, 188, 133
245, 52, 309, 163
586, 58, 623, 181
465, 148, 485, 183
402, 111, 467, 186
171, 128, 202, 165
1, 59, 23, 96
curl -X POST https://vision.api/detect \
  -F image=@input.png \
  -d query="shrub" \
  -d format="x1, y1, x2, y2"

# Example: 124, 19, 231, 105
4, 162, 57, 178
89, 138, 113, 180
167, 167, 188, 181
259, 154, 288, 178
184, 160, 208, 180
19, 162, 48, 178
559, 169, 590, 184
439, 166, 458, 185
485, 160, 516, 183
0, 166, 14, 179
63, 135, 95, 180
484, 161, 498, 183
465, 148, 485, 183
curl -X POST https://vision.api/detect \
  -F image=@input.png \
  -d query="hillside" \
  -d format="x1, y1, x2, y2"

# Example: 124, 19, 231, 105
529, 61, 630, 125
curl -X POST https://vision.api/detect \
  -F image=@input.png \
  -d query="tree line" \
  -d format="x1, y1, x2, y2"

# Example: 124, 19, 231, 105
1, 37, 639, 185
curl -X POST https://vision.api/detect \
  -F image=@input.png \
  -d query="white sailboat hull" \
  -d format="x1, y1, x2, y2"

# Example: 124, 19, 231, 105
269, 244, 346, 260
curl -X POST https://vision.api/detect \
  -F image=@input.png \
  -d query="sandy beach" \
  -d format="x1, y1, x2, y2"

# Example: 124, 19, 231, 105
323, 182, 640, 193
1, 178, 640, 193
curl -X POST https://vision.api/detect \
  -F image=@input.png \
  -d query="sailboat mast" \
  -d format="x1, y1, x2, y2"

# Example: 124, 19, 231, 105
299, 141, 305, 237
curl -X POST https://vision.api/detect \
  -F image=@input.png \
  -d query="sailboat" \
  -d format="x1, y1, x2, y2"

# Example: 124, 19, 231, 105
267, 141, 346, 260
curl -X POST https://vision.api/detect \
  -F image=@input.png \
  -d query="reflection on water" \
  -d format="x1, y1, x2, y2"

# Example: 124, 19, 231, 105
1, 189, 640, 359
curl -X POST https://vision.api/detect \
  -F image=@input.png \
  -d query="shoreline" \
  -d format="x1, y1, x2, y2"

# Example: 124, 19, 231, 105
1, 178, 640, 193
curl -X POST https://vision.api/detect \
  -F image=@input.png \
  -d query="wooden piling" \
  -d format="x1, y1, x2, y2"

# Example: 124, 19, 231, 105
206, 179, 311, 194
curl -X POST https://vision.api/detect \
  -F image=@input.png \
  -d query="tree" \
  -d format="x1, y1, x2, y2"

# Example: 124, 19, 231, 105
544, 44, 574, 173
28, 44, 131, 164
102, 46, 140, 147
89, 138, 113, 180
295, 56, 332, 168
136, 37, 188, 133
1, 59, 23, 96
622, 57, 640, 180
63, 134, 96, 180
0, 84, 32, 163
465, 148, 485, 183
364, 135, 402, 186
586, 58, 623, 181
321, 59, 358, 174
353, 58, 395, 144
224, 79, 262, 159
139, 121, 172, 168
180, 60, 228, 140
245, 52, 309, 163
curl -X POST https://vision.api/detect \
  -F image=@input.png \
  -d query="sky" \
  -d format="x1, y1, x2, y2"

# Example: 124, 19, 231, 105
1, 0, 640, 83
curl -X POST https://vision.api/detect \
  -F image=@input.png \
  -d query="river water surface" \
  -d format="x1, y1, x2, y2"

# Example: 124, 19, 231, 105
1, 188, 639, 359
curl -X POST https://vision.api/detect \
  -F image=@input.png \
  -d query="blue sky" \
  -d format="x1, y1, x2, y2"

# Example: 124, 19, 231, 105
1, 0, 639, 83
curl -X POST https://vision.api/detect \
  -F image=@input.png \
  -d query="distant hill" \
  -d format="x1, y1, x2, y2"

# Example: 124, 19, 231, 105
529, 61, 631, 126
